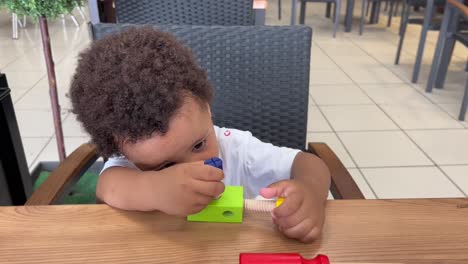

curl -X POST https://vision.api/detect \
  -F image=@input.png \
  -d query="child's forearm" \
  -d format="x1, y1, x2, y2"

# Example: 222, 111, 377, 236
97, 167, 159, 211
291, 152, 331, 201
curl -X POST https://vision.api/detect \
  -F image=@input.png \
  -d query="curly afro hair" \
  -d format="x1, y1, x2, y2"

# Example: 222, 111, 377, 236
70, 26, 213, 158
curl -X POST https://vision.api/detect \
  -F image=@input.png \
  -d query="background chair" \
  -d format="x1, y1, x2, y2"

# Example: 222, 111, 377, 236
394, 0, 446, 83
114, 0, 255, 25
426, 0, 468, 120
360, 0, 399, 34
299, 0, 342, 38
26, 24, 364, 206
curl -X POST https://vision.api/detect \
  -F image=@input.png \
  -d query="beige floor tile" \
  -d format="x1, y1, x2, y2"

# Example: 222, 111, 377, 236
15, 110, 68, 137
321, 105, 398, 131
3, 56, 48, 71
422, 84, 465, 104
1, 70, 45, 89
380, 104, 464, 129
62, 114, 90, 137
308, 106, 332, 132
14, 84, 72, 110
343, 66, 404, 84
356, 42, 401, 57
310, 84, 373, 105
347, 168, 377, 199
307, 132, 356, 168
338, 131, 432, 167
360, 84, 432, 106
14, 86, 51, 110
310, 49, 338, 70
407, 130, 468, 165
318, 41, 367, 56
331, 55, 381, 68
362, 167, 464, 198
9, 88, 30, 103
310, 69, 353, 85
440, 166, 468, 195
36, 136, 91, 162
438, 104, 468, 127
0, 54, 17, 69
21, 137, 51, 167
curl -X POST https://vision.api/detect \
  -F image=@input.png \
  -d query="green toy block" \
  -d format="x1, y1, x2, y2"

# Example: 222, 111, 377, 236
187, 186, 244, 223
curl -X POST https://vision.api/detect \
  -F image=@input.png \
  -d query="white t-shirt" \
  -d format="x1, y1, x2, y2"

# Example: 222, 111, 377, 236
101, 126, 301, 198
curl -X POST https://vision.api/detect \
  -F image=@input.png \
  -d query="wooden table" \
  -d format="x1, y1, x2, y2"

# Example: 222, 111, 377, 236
1, 199, 468, 263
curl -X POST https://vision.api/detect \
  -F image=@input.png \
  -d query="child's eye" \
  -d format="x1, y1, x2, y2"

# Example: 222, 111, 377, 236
158, 162, 175, 170
193, 139, 207, 152
163, 162, 176, 169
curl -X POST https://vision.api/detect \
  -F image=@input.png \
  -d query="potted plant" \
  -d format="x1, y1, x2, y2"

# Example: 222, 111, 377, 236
2, 0, 83, 161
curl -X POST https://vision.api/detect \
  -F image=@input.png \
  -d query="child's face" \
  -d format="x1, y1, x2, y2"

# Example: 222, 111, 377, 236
121, 97, 219, 171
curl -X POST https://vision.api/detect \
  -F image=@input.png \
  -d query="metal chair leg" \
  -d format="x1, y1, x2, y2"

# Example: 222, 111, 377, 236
395, 3, 410, 64
387, 0, 395, 27
360, 0, 367, 35
299, 0, 307, 24
77, 7, 86, 21
426, 1, 454, 93
326, 2, 332, 18
278, 0, 282, 19
334, 0, 342, 38
411, 0, 435, 83
460, 79, 468, 121
376, 0, 381, 23
366, 0, 371, 16
398, 1, 407, 36
291, 0, 298, 25
12, 13, 18, 39
333, 2, 336, 21
70, 14, 80, 27
435, 37, 456, 88
394, 0, 400, 15
17, 18, 23, 28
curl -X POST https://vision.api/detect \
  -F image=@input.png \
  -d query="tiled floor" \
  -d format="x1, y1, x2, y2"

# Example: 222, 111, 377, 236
0, 0, 467, 199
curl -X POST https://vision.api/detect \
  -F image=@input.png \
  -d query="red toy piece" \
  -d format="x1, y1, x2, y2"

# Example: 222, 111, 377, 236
239, 253, 329, 264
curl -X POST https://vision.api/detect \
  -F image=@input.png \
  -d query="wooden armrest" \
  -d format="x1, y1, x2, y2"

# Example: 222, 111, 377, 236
26, 143, 99, 206
448, 0, 468, 17
307, 142, 365, 200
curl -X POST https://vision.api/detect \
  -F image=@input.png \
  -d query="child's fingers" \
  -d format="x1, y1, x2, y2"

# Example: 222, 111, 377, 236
260, 180, 290, 199
259, 188, 277, 198
272, 192, 304, 218
192, 165, 224, 182
281, 219, 315, 243
301, 226, 322, 243
192, 179, 225, 198
274, 204, 307, 230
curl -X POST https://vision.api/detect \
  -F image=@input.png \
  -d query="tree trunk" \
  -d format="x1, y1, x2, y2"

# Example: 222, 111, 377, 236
38, 16, 66, 161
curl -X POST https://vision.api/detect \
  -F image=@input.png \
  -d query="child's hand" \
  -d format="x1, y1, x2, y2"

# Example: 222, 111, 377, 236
260, 180, 325, 243
152, 161, 225, 216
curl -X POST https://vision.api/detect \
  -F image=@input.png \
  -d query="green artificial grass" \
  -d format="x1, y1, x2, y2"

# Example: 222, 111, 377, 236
34, 171, 98, 204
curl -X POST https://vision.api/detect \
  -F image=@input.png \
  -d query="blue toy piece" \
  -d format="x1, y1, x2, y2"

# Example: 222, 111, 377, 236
204, 157, 223, 170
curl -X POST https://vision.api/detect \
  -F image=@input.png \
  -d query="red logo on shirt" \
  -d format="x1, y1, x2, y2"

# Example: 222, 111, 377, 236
224, 130, 231, 137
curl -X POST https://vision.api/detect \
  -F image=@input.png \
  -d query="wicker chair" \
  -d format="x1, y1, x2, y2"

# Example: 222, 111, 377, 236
114, 0, 255, 25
